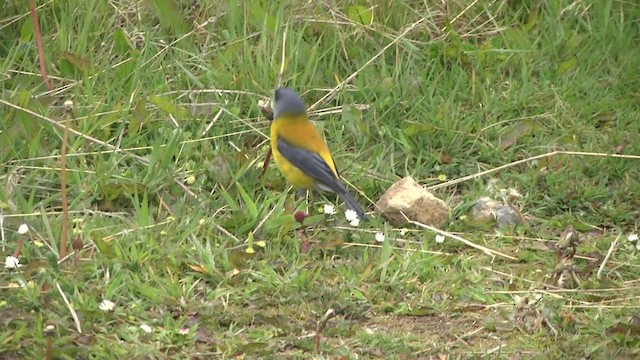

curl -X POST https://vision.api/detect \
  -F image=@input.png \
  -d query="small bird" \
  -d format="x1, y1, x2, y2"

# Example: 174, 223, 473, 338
270, 87, 367, 221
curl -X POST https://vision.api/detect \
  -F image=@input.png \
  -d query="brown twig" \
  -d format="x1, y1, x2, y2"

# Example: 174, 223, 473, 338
315, 308, 336, 354
13, 234, 25, 258
29, 0, 51, 91
44, 323, 55, 360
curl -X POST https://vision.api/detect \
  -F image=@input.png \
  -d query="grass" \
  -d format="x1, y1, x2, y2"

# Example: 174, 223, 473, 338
1, 0, 640, 358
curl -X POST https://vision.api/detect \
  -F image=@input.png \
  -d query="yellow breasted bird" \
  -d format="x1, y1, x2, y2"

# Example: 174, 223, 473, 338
270, 87, 367, 221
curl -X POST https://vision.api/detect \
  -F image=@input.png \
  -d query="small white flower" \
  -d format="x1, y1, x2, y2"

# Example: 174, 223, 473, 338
179, 327, 190, 335
507, 188, 523, 201
323, 204, 337, 215
628, 233, 639, 242
139, 324, 153, 334
399, 228, 408, 236
257, 99, 270, 109
345, 209, 358, 222
99, 299, 115, 312
349, 218, 360, 227
435, 234, 445, 244
374, 232, 385, 242
18, 224, 29, 235
5, 256, 20, 269
512, 295, 523, 306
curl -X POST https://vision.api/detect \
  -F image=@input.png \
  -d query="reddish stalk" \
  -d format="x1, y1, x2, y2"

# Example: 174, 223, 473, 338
29, 0, 52, 91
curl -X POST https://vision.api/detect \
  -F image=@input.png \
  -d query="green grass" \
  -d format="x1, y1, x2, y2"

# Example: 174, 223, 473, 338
1, 0, 640, 358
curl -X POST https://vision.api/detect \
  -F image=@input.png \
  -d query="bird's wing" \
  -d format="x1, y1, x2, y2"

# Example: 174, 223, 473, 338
278, 136, 367, 220
277, 137, 340, 191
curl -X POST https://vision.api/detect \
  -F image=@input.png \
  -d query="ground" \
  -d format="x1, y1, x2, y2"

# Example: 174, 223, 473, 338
1, 0, 639, 359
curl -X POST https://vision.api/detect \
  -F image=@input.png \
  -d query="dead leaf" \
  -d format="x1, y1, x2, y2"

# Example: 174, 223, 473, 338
608, 319, 640, 336
556, 57, 577, 76
257, 100, 273, 120
323, 237, 344, 250
186, 312, 202, 327
300, 239, 312, 253
187, 263, 210, 275
589, 200, 603, 209
612, 139, 628, 154
439, 152, 452, 164
361, 263, 372, 279
63, 51, 94, 72
195, 326, 218, 345
585, 229, 605, 238
563, 190, 578, 202
74, 334, 95, 346
500, 119, 540, 149
581, 251, 603, 267
228, 251, 255, 268
593, 111, 617, 124
527, 241, 554, 252
459, 304, 487, 311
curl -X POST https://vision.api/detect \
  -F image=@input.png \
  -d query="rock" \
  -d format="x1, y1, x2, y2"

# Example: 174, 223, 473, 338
494, 205, 521, 227
470, 196, 522, 227
470, 197, 502, 222
375, 177, 449, 226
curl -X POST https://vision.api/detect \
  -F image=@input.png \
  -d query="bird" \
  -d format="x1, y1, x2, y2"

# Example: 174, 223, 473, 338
269, 87, 368, 221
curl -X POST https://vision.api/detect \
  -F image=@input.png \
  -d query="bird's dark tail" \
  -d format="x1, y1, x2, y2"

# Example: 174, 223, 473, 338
336, 188, 368, 222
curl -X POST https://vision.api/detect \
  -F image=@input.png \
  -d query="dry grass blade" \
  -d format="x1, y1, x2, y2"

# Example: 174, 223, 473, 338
402, 214, 517, 260
0, 99, 196, 198
597, 235, 620, 279
58, 101, 73, 259
429, 150, 640, 191
342, 241, 449, 256
308, 17, 426, 111
55, 281, 82, 333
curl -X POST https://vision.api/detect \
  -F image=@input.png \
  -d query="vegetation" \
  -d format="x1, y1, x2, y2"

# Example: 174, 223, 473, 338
1, 0, 639, 358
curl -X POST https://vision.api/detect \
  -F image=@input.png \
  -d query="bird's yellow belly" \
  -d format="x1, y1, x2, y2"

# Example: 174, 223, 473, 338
272, 151, 316, 189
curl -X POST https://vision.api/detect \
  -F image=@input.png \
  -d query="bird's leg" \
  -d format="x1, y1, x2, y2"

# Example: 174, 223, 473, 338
297, 188, 308, 213
308, 190, 317, 215
294, 210, 311, 252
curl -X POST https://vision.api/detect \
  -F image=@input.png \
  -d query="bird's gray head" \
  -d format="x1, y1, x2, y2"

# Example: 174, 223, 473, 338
273, 87, 306, 119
